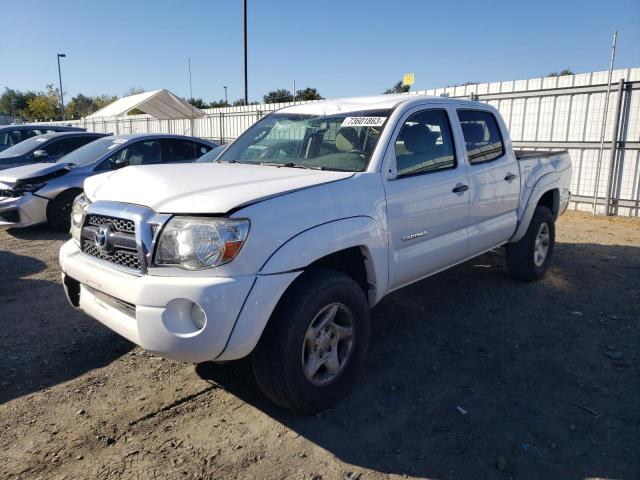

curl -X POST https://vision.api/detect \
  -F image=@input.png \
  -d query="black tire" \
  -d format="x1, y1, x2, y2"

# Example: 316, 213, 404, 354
506, 205, 555, 281
252, 268, 370, 413
47, 189, 82, 232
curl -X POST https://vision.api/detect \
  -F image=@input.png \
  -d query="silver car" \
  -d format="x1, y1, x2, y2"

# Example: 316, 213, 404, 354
0, 134, 217, 231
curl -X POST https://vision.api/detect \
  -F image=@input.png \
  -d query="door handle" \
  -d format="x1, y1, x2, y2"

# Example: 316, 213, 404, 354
504, 173, 517, 182
452, 184, 469, 193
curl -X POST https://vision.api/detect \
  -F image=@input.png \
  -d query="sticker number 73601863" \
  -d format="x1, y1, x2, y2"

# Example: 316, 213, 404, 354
341, 117, 387, 127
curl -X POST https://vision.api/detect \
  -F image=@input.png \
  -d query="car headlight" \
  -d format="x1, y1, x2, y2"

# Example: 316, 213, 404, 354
1, 183, 45, 197
70, 193, 91, 243
155, 217, 250, 270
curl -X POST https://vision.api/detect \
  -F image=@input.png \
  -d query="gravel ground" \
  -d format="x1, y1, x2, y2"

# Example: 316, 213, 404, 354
0, 211, 639, 480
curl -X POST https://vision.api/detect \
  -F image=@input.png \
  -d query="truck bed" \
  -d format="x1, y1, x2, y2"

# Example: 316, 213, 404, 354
515, 149, 569, 161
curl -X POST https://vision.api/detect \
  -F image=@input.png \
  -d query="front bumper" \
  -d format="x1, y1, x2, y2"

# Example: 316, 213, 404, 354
59, 240, 299, 363
0, 194, 48, 228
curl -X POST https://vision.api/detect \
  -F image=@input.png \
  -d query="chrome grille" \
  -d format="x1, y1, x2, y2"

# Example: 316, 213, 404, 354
85, 214, 135, 234
79, 203, 170, 274
82, 240, 141, 270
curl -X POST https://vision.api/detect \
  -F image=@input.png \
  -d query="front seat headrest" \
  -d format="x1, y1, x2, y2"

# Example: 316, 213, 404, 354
403, 124, 438, 153
335, 127, 359, 152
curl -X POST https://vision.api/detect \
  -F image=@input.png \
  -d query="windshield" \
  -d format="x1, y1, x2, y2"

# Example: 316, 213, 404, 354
217, 109, 391, 171
0, 136, 50, 158
56, 137, 122, 167
196, 144, 227, 163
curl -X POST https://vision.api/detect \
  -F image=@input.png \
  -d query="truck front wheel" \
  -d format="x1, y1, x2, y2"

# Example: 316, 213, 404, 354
506, 205, 555, 281
252, 268, 370, 413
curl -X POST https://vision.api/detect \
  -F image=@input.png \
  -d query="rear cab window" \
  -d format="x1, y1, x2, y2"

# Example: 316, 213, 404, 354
457, 109, 504, 164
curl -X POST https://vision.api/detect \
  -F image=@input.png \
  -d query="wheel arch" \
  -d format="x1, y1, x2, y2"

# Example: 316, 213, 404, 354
510, 172, 560, 243
259, 216, 388, 306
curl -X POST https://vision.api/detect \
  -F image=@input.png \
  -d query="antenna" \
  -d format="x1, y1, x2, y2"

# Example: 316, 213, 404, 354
592, 31, 618, 215
188, 57, 195, 139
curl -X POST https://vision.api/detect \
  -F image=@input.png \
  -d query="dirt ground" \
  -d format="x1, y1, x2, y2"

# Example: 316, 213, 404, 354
0, 211, 638, 480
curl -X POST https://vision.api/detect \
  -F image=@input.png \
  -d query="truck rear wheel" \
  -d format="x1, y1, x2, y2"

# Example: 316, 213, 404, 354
252, 268, 370, 413
506, 205, 555, 281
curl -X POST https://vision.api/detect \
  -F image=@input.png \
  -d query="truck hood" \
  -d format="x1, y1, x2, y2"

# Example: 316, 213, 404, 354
84, 163, 354, 213
0, 162, 69, 188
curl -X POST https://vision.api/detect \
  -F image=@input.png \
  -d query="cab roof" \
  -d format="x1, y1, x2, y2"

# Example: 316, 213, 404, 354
277, 93, 482, 116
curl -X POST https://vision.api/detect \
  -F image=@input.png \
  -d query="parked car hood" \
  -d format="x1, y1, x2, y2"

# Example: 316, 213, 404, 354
84, 163, 354, 213
0, 162, 69, 187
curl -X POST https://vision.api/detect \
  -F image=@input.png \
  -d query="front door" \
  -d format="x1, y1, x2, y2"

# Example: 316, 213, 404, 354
384, 106, 470, 291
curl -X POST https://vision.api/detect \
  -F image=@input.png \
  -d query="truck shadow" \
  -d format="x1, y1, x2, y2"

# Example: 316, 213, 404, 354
0, 250, 132, 404
197, 241, 640, 480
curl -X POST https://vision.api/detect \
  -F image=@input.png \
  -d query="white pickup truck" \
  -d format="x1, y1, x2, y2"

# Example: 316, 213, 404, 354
60, 94, 571, 412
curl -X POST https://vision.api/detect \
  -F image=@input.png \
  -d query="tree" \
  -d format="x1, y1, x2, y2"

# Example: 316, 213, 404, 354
263, 89, 294, 104
93, 94, 118, 111
295, 87, 323, 101
25, 84, 60, 121
124, 87, 145, 96
187, 97, 208, 109
232, 98, 247, 106
383, 81, 410, 94
0, 88, 38, 119
65, 93, 118, 118
66, 94, 95, 119
209, 99, 230, 108
546, 69, 574, 77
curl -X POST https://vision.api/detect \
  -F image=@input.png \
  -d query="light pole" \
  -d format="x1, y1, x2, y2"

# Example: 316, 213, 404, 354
243, 0, 248, 105
57, 53, 66, 120
224, 86, 228, 105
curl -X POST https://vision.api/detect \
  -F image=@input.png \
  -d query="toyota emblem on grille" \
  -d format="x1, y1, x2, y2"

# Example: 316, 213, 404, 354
95, 224, 112, 252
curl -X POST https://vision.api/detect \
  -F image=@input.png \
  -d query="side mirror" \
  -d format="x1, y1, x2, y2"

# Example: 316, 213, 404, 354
33, 149, 48, 159
113, 158, 129, 169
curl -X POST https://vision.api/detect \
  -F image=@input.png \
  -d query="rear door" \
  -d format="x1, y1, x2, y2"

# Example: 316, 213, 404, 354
456, 109, 519, 255
385, 105, 470, 291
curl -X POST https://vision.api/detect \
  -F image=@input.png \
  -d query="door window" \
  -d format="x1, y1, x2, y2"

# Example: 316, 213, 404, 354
46, 136, 96, 157
162, 139, 211, 163
394, 109, 456, 177
457, 110, 504, 164
100, 140, 162, 170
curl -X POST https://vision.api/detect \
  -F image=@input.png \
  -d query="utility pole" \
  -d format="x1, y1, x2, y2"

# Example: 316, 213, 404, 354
243, 0, 248, 105
57, 53, 66, 120
224, 86, 228, 105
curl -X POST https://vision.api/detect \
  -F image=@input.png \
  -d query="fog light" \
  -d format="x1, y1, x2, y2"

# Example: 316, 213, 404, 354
191, 303, 207, 330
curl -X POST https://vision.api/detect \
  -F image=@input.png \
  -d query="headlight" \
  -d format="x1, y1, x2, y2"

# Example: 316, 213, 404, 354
70, 193, 91, 243
155, 217, 250, 270
0, 183, 45, 197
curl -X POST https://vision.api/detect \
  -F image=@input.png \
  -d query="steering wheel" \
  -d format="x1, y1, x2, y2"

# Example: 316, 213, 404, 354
261, 143, 298, 159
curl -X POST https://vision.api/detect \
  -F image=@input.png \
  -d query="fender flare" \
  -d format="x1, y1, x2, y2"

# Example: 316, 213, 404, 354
510, 172, 559, 243
259, 215, 388, 306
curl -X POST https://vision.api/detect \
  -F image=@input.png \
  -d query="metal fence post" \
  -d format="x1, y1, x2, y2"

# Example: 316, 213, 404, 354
604, 78, 625, 215
220, 111, 225, 144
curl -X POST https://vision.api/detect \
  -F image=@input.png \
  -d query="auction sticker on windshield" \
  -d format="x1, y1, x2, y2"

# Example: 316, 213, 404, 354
341, 117, 386, 127
107, 138, 128, 149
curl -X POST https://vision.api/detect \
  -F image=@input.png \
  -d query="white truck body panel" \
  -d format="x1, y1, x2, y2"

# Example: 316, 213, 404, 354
59, 95, 572, 363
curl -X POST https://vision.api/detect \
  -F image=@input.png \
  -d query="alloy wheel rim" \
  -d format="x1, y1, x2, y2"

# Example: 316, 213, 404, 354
301, 303, 355, 386
534, 222, 550, 267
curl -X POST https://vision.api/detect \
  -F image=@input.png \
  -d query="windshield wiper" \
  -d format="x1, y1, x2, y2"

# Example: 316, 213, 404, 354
215, 159, 237, 163
260, 161, 323, 170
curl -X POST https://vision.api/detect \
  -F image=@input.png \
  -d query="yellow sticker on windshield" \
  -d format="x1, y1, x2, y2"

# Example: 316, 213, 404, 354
341, 117, 386, 127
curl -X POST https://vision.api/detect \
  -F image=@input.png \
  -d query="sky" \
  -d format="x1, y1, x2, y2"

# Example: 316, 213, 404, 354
2, 0, 639, 103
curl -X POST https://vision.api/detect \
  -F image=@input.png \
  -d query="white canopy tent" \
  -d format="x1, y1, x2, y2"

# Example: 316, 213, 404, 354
86, 89, 205, 120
